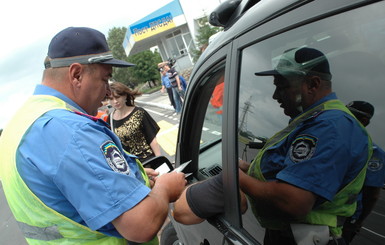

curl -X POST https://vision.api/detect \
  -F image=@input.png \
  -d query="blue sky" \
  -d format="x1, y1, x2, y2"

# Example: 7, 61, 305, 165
0, 0, 169, 129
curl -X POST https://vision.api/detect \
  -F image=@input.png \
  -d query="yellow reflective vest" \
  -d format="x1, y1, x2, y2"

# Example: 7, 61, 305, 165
0, 95, 156, 244
248, 99, 372, 236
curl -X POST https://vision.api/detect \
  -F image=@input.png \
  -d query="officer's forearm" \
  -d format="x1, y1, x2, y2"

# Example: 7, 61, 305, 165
112, 192, 168, 242
239, 171, 315, 218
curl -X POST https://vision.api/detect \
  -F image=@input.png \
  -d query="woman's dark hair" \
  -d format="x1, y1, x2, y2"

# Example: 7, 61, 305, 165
109, 81, 142, 106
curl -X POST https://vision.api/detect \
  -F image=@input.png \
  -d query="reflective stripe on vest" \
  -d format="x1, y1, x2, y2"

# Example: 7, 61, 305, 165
0, 95, 131, 244
247, 99, 372, 235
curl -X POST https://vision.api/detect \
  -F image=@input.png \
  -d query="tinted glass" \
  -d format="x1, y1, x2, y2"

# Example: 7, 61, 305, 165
238, 2, 385, 241
197, 67, 225, 178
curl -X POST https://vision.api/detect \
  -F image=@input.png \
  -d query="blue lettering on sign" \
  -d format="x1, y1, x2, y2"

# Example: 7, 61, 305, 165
130, 12, 174, 36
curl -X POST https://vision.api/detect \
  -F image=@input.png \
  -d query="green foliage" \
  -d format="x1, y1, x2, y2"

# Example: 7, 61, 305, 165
192, 16, 223, 62
107, 27, 135, 87
127, 50, 162, 85
107, 27, 163, 88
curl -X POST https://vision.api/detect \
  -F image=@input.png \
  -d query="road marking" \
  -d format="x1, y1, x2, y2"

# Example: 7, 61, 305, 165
371, 211, 385, 218
362, 227, 385, 239
157, 120, 179, 156
145, 108, 164, 116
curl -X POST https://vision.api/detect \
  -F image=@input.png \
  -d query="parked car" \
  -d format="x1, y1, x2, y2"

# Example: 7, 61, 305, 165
161, 0, 385, 244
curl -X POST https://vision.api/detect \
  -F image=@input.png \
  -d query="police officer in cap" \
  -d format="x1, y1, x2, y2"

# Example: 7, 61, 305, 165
0, 27, 186, 245
173, 47, 372, 245
342, 101, 385, 244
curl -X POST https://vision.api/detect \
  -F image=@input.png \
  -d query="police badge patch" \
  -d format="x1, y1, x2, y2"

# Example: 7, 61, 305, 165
367, 158, 383, 172
290, 135, 317, 163
101, 141, 130, 174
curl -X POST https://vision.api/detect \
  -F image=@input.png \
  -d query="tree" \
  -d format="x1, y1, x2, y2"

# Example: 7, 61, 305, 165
107, 27, 136, 87
107, 27, 163, 88
127, 50, 163, 88
192, 16, 223, 62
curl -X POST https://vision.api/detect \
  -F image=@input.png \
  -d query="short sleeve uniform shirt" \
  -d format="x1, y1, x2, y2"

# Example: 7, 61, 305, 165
17, 85, 151, 237
260, 93, 369, 203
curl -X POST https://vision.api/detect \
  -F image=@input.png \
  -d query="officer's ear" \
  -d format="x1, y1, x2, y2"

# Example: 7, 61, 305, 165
306, 76, 321, 88
69, 63, 84, 88
304, 75, 321, 94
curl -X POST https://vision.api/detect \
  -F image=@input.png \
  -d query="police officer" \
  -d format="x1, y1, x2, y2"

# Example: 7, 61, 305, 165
342, 101, 385, 244
174, 47, 371, 245
242, 47, 371, 245
0, 27, 186, 244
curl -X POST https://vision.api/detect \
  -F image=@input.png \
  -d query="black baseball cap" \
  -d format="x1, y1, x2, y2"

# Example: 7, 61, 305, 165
346, 101, 374, 119
45, 27, 134, 68
255, 47, 332, 81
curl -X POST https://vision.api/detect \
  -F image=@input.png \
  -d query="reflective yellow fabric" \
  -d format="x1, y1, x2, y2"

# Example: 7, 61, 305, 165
248, 100, 372, 236
0, 95, 126, 244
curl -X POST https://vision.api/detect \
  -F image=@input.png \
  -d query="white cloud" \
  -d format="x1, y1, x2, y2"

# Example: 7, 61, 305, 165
0, 0, 166, 128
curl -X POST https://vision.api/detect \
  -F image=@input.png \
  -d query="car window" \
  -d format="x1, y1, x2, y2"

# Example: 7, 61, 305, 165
238, 1, 385, 238
197, 67, 225, 178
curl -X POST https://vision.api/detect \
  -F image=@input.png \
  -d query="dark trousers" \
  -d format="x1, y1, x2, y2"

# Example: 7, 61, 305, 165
166, 87, 175, 110
264, 229, 297, 245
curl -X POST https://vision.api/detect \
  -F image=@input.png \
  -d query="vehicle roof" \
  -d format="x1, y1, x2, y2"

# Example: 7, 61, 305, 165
193, 0, 368, 78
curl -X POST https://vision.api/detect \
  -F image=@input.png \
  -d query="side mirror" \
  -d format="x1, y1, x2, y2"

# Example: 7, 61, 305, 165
209, 0, 242, 27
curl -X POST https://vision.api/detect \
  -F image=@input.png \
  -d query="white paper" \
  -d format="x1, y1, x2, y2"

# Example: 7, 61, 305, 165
173, 160, 192, 173
155, 162, 172, 176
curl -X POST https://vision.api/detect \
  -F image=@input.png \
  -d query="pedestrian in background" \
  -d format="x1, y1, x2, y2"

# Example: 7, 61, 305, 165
96, 98, 112, 122
0, 26, 186, 245
159, 65, 176, 112
158, 62, 183, 114
107, 81, 162, 165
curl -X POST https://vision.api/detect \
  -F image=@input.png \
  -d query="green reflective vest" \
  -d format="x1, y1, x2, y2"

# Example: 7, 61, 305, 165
0, 95, 156, 244
247, 99, 372, 236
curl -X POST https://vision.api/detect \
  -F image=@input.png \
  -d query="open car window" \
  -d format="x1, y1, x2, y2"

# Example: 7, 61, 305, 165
197, 67, 226, 178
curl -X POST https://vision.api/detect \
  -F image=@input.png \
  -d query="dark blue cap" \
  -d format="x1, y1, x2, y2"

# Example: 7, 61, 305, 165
46, 27, 134, 68
255, 47, 332, 81
346, 101, 374, 119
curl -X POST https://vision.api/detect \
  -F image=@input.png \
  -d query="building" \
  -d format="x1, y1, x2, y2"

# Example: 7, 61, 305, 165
123, 0, 223, 71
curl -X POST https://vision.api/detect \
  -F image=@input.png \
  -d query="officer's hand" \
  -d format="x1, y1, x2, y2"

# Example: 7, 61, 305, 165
155, 172, 187, 202
238, 159, 250, 172
144, 168, 159, 188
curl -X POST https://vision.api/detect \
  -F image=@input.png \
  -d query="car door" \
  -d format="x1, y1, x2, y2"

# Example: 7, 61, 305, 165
234, 0, 385, 244
171, 0, 385, 245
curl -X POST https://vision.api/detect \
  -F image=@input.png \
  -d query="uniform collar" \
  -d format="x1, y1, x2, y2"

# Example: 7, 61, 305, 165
291, 92, 337, 121
33, 84, 87, 114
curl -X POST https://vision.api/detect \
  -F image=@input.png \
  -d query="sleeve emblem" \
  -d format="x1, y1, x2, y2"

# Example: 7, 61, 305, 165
101, 141, 130, 175
289, 135, 317, 163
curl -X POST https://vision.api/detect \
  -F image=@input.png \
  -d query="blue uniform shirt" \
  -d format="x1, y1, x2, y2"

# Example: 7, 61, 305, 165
351, 144, 385, 219
17, 84, 151, 237
365, 144, 385, 187
161, 75, 172, 88
261, 93, 369, 203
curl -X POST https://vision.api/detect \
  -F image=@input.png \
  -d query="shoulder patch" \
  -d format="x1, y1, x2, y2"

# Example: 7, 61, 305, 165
289, 135, 318, 163
101, 141, 130, 174
367, 158, 383, 172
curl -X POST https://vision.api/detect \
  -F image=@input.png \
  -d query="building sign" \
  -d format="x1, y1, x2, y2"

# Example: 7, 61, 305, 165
130, 12, 176, 42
